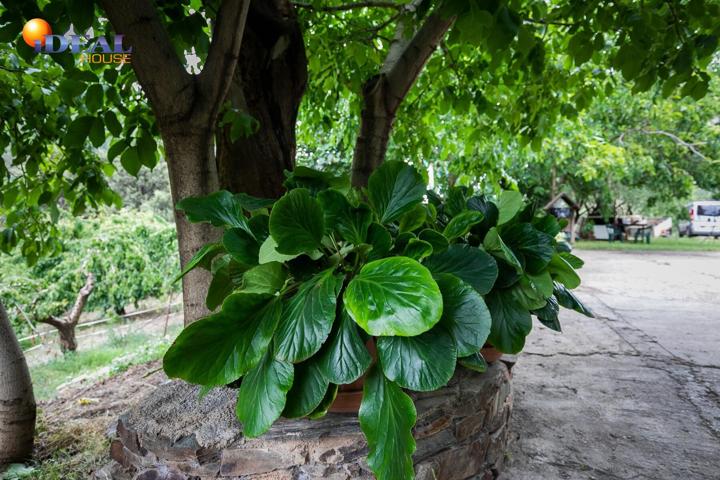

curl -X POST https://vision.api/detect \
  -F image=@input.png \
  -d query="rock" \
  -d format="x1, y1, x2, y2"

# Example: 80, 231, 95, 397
95, 362, 514, 479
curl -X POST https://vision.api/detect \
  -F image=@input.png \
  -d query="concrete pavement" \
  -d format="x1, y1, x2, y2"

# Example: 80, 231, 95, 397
504, 250, 720, 480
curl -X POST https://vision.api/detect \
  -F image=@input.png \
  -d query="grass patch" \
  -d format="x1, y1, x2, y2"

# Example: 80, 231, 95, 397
1, 414, 108, 480
575, 237, 720, 252
30, 328, 179, 401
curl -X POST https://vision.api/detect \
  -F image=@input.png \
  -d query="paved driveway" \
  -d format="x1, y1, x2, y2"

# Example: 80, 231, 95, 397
504, 250, 720, 480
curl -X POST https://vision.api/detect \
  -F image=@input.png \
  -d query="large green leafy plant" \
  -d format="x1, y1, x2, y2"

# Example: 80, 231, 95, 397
163, 161, 592, 480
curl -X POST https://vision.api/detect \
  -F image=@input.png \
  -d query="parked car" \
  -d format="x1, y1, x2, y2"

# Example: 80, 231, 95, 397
679, 201, 720, 237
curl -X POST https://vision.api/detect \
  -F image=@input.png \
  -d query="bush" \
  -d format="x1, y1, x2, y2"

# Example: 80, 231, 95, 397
0, 210, 179, 335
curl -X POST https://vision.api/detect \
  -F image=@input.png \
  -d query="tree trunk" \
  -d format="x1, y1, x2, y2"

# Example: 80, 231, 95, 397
216, 0, 308, 198
162, 128, 220, 325
0, 301, 36, 466
57, 324, 78, 353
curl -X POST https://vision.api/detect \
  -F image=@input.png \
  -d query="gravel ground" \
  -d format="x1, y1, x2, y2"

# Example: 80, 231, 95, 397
504, 250, 720, 480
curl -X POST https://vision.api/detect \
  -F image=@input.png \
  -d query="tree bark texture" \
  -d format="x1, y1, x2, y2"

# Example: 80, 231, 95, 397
100, 0, 251, 325
0, 301, 36, 466
351, 6, 455, 187
217, 0, 308, 199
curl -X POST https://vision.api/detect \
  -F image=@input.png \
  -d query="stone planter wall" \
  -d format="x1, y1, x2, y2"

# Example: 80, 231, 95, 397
95, 361, 513, 480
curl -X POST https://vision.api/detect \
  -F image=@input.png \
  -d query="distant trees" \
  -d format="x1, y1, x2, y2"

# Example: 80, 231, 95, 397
0, 211, 178, 352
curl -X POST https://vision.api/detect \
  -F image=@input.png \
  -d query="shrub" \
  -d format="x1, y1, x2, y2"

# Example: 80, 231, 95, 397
163, 161, 592, 480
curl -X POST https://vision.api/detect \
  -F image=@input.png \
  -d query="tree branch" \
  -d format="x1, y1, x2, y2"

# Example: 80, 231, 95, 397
293, 1, 403, 12
197, 0, 252, 123
618, 128, 717, 163
99, 0, 194, 126
66, 273, 95, 326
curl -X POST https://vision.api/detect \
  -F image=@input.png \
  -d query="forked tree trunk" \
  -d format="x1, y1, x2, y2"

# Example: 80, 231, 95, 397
0, 301, 36, 466
217, 0, 308, 198
37, 273, 94, 353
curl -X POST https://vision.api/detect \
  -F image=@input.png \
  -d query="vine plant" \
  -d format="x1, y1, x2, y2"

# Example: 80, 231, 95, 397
163, 160, 593, 480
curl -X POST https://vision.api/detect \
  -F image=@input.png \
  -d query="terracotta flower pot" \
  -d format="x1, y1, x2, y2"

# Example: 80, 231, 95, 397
480, 344, 503, 363
328, 339, 376, 413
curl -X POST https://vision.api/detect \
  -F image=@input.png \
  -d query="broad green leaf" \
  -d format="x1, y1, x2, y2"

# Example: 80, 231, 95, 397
64, 115, 93, 148
483, 227, 523, 273
206, 268, 234, 311
89, 116, 105, 148
398, 204, 427, 233
423, 244, 498, 295
344, 257, 442, 337
511, 276, 548, 310
85, 83, 103, 112
241, 262, 287, 294
120, 147, 141, 176
317, 189, 372, 244
248, 214, 270, 242
554, 282, 594, 317
107, 140, 126, 161
258, 236, 300, 264
176, 191, 248, 230
275, 269, 345, 362
318, 309, 372, 385
308, 384, 339, 420
366, 223, 392, 261
467, 195, 500, 235
458, 352, 488, 373
548, 253, 581, 289
559, 251, 584, 269
223, 228, 259, 265
403, 238, 433, 261
443, 211, 484, 240
284, 166, 350, 194
174, 242, 224, 282
418, 229, 449, 253
377, 327, 456, 391
486, 289, 532, 354
235, 192, 276, 212
503, 223, 554, 273
533, 214, 562, 237
163, 294, 282, 386
368, 160, 426, 223
496, 190, 523, 225
359, 366, 417, 480
104, 111, 122, 136
269, 188, 324, 255
136, 134, 157, 168
533, 295, 561, 331
436, 274, 491, 356
236, 349, 294, 437
528, 270, 553, 297
283, 359, 329, 418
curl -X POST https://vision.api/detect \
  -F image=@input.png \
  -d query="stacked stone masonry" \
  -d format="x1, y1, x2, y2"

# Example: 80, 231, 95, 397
95, 361, 513, 480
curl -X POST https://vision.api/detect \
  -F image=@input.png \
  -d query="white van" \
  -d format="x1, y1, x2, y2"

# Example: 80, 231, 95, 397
679, 201, 720, 237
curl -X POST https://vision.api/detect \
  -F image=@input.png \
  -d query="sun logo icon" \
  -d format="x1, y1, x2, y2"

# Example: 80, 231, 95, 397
22, 18, 52, 48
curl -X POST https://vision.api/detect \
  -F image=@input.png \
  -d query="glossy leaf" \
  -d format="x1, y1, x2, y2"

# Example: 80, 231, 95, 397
423, 244, 498, 295
308, 384, 339, 420
368, 160, 426, 223
163, 294, 282, 386
241, 262, 287, 294
436, 274, 492, 356
274, 269, 345, 362
360, 366, 417, 480
318, 189, 372, 245
236, 349, 294, 438
443, 210, 484, 240
283, 359, 329, 418
554, 282, 594, 317
258, 236, 300, 264
269, 188, 325, 255
176, 191, 248, 230
223, 228, 259, 265
533, 295, 561, 331
366, 222, 392, 260
548, 253, 581, 289
418, 229, 449, 253
344, 257, 442, 337
458, 352, 488, 373
377, 327, 456, 391
504, 223, 554, 273
318, 309, 372, 385
174, 242, 224, 282
496, 190, 523, 225
483, 227, 523, 272
403, 238, 433, 261
486, 289, 533, 354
